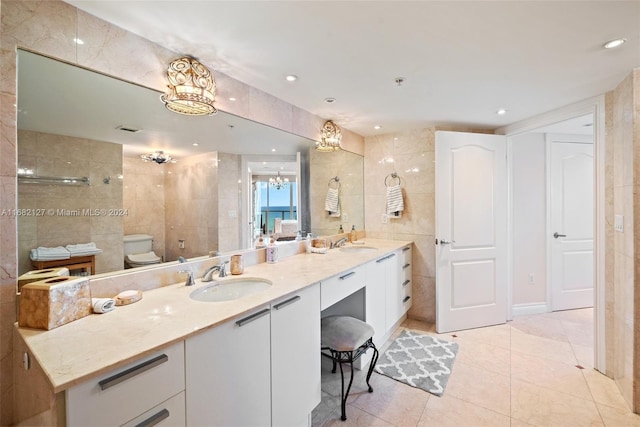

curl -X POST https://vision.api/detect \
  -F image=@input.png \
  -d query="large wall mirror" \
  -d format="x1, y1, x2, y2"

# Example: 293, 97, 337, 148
16, 50, 364, 277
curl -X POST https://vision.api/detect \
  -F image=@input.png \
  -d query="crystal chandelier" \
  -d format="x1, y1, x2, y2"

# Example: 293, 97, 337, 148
316, 120, 342, 152
140, 151, 175, 164
269, 171, 289, 190
160, 56, 217, 116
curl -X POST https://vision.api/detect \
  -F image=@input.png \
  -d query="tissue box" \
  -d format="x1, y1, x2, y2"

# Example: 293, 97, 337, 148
17, 267, 69, 293
19, 276, 91, 330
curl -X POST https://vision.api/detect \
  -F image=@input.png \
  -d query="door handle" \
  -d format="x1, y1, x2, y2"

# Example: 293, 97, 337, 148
553, 232, 567, 239
437, 239, 455, 245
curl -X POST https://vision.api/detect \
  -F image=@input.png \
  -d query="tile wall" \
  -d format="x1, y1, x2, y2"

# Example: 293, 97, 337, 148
123, 156, 166, 262
364, 128, 436, 322
610, 70, 638, 409
18, 130, 123, 275
309, 148, 365, 237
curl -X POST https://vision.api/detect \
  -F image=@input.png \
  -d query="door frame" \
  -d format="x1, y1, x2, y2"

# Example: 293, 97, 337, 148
496, 95, 606, 373
546, 133, 594, 312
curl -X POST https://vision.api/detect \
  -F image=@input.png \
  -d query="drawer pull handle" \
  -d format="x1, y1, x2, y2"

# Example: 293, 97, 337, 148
402, 247, 411, 252
98, 354, 168, 391
403, 296, 411, 303
274, 295, 301, 310
236, 308, 271, 327
402, 263, 411, 269
376, 254, 393, 263
135, 408, 170, 427
339, 271, 356, 280
402, 279, 411, 287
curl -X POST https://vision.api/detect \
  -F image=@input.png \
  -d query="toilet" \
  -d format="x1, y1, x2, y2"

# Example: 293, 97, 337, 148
124, 234, 162, 268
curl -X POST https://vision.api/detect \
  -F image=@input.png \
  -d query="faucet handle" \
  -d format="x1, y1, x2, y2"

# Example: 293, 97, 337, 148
219, 260, 230, 277
179, 269, 195, 286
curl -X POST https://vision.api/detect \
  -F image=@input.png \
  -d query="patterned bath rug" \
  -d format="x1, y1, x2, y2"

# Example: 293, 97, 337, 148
375, 329, 459, 397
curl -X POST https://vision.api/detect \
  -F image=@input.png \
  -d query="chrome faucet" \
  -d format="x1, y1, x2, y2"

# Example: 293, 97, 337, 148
332, 237, 348, 249
179, 269, 195, 286
202, 260, 229, 282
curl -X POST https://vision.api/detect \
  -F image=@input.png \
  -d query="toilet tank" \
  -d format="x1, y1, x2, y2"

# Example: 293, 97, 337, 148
123, 234, 153, 255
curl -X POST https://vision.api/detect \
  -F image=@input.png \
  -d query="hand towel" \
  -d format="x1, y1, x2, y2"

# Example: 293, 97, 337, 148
66, 242, 97, 252
386, 184, 404, 215
325, 187, 341, 217
30, 246, 71, 261
92, 298, 116, 314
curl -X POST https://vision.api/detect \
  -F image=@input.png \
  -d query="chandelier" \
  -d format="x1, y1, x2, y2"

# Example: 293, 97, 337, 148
140, 151, 175, 164
269, 171, 289, 190
316, 120, 342, 152
160, 56, 217, 116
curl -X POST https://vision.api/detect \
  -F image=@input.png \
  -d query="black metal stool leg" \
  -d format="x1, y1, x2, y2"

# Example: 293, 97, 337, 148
338, 355, 347, 421
365, 345, 379, 393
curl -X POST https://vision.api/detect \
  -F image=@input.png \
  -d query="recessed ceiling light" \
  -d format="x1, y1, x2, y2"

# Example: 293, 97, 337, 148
496, 109, 507, 115
285, 75, 298, 82
324, 97, 336, 104
603, 38, 626, 49
192, 143, 199, 146
229, 97, 236, 101
374, 125, 382, 130
271, 148, 276, 152
73, 38, 84, 45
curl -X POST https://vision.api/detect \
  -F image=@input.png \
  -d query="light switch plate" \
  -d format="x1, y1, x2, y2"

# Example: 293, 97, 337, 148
615, 214, 624, 232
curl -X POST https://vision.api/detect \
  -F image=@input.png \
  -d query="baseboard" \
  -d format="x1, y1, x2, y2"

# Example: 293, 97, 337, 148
512, 303, 548, 317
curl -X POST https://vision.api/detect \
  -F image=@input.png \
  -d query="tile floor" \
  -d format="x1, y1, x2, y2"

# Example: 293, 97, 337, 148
312, 309, 640, 426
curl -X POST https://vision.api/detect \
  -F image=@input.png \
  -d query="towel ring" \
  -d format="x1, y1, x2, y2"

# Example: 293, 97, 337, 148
328, 176, 341, 189
385, 173, 402, 187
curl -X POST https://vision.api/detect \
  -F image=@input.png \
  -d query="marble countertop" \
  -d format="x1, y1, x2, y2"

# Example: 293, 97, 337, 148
17, 238, 411, 393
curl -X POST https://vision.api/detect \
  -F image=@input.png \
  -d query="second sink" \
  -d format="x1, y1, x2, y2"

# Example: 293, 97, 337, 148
190, 278, 272, 302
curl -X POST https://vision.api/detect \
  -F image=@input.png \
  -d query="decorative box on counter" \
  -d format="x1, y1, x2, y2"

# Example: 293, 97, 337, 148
17, 267, 69, 293
19, 276, 92, 330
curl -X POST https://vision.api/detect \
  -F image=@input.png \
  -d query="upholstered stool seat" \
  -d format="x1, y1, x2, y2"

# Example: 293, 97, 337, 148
321, 316, 379, 421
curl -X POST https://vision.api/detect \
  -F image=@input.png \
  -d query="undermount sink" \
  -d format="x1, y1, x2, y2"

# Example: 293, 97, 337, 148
338, 246, 378, 254
190, 278, 272, 302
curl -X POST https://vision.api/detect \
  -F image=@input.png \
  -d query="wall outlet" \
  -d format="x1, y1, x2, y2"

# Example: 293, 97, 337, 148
342, 213, 349, 222
615, 214, 624, 232
228, 210, 237, 219
528, 273, 535, 284
381, 213, 388, 224
178, 239, 185, 249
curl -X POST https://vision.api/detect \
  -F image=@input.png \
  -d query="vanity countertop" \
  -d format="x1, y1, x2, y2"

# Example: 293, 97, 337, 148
17, 238, 412, 393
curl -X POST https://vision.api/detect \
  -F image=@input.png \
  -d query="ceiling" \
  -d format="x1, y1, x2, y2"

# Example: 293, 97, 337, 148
64, 1, 640, 137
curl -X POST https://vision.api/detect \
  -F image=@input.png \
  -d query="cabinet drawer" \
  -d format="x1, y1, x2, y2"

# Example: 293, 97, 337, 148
67, 341, 185, 427
321, 265, 365, 310
122, 391, 185, 427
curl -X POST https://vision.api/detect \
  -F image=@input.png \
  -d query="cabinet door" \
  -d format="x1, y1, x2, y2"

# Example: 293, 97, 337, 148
271, 284, 320, 427
186, 306, 271, 427
365, 258, 387, 347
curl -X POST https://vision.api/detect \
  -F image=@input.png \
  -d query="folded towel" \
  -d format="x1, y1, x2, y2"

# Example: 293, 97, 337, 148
68, 248, 103, 257
30, 247, 71, 261
325, 187, 340, 217
66, 242, 97, 252
92, 298, 116, 314
386, 184, 404, 215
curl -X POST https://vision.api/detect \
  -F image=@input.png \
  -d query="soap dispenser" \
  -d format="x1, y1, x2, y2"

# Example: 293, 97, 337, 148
350, 225, 357, 242
339, 224, 344, 234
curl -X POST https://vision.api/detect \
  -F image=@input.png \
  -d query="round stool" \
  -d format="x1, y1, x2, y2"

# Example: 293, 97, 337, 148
321, 316, 379, 421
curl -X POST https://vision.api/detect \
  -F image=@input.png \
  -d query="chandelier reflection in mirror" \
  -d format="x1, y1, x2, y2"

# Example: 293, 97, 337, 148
160, 56, 217, 116
316, 120, 342, 152
140, 151, 176, 164
269, 171, 290, 190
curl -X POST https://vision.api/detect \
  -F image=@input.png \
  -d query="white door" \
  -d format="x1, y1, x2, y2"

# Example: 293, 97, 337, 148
550, 139, 593, 311
435, 131, 508, 333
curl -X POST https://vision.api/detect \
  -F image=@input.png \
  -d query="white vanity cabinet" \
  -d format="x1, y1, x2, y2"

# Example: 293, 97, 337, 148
185, 304, 272, 427
271, 284, 321, 427
66, 341, 185, 427
365, 256, 389, 346
185, 283, 321, 427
